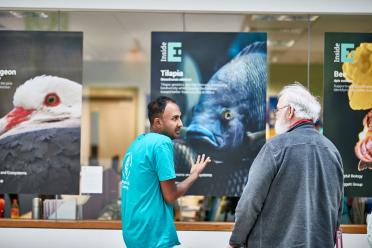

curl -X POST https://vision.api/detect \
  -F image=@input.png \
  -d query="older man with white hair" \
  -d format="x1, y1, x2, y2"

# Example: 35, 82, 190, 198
228, 83, 344, 248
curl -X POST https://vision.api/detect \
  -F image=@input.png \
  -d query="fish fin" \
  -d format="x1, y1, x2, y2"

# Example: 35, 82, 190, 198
237, 41, 266, 57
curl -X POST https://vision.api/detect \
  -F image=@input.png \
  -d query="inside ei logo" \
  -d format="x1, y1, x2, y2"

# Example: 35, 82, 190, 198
167, 42, 182, 62
160, 42, 182, 62
341, 43, 355, 63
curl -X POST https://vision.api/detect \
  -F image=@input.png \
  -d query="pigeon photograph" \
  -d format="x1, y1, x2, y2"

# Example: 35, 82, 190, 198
0, 31, 82, 194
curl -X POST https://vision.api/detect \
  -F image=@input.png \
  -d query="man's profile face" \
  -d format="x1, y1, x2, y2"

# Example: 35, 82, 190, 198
159, 102, 183, 139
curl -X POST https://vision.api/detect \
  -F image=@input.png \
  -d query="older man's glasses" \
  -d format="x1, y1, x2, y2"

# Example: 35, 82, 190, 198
273, 105, 289, 113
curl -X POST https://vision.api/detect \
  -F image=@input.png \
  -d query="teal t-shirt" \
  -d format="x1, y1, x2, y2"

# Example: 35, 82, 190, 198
121, 133, 180, 248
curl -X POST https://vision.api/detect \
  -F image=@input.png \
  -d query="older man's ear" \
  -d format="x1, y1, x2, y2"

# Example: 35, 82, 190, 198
287, 105, 295, 120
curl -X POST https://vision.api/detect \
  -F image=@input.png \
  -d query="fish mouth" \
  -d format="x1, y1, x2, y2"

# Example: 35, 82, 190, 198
186, 124, 221, 148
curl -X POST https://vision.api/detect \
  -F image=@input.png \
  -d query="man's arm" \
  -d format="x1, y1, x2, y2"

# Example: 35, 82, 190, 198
160, 154, 211, 203
229, 143, 278, 247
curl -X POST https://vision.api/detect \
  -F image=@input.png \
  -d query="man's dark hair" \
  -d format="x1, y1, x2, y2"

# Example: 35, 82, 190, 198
147, 96, 176, 126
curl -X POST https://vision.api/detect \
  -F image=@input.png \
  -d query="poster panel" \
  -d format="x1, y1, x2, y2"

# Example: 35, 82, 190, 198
0, 31, 82, 194
324, 32, 372, 197
151, 32, 267, 196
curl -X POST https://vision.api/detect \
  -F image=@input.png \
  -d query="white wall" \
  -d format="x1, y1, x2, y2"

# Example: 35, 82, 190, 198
0, 228, 370, 248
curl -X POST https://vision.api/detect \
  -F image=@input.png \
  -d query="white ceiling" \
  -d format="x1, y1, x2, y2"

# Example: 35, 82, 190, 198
0, 11, 372, 64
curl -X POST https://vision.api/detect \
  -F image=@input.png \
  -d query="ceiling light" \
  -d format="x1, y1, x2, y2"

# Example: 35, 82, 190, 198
9, 11, 23, 18
40, 12, 49, 19
251, 15, 318, 22
8, 11, 49, 19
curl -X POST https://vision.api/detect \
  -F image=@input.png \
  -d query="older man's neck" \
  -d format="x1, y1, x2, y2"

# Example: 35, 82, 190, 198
289, 117, 313, 128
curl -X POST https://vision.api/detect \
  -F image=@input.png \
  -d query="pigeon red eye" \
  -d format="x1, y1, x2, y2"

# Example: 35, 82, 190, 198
44, 93, 60, 107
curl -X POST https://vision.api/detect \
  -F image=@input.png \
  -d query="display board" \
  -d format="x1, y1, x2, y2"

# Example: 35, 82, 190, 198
151, 32, 267, 196
324, 32, 372, 197
0, 31, 83, 194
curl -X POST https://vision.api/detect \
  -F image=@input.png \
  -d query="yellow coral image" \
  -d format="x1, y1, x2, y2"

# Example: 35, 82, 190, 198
342, 43, 372, 110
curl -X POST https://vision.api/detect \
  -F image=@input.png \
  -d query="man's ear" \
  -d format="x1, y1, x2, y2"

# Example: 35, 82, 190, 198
153, 117, 162, 129
287, 106, 294, 120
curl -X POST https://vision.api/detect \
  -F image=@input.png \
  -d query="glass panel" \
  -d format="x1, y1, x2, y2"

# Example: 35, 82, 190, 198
0, 10, 371, 225
309, 15, 372, 224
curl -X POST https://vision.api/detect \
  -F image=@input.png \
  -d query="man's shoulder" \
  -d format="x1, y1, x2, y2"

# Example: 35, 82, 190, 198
318, 133, 340, 154
267, 128, 340, 154
141, 132, 172, 146
266, 128, 313, 150
266, 132, 290, 148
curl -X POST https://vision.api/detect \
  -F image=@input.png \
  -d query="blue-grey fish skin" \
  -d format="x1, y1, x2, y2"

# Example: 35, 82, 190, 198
186, 42, 266, 151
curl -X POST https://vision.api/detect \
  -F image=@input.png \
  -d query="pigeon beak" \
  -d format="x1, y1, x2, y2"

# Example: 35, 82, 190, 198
0, 107, 34, 136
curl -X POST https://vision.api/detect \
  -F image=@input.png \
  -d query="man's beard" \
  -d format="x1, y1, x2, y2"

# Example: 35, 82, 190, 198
162, 128, 181, 140
275, 116, 290, 135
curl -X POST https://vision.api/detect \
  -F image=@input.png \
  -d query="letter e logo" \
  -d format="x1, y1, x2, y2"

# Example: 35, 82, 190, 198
341, 43, 355, 63
167, 42, 182, 62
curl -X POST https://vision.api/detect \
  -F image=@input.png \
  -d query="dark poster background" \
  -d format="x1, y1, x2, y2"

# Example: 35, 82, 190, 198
0, 31, 82, 194
151, 32, 267, 196
324, 32, 372, 197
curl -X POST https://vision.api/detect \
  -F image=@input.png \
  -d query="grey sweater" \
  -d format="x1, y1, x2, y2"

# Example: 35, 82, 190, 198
229, 123, 344, 248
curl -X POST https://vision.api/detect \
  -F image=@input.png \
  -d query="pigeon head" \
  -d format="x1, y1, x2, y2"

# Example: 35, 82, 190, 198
0, 75, 82, 138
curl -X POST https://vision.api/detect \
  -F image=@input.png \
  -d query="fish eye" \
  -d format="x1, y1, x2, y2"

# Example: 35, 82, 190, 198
222, 109, 233, 121
44, 93, 60, 107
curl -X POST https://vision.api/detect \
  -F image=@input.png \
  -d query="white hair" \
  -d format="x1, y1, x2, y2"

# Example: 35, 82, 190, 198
278, 82, 321, 122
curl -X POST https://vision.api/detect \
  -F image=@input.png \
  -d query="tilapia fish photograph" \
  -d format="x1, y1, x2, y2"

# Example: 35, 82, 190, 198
167, 37, 267, 196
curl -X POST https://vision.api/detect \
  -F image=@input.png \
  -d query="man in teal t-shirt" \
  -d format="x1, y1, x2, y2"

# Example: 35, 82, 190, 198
122, 96, 211, 248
